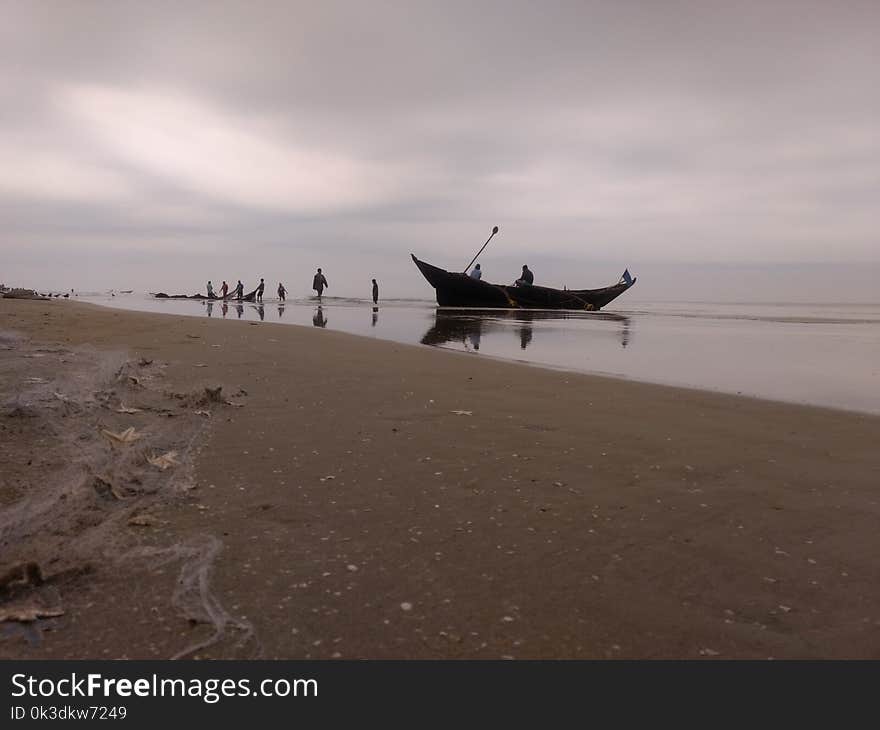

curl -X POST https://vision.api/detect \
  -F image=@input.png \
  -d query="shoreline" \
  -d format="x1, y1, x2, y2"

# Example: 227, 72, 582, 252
70, 296, 880, 418
2, 298, 879, 659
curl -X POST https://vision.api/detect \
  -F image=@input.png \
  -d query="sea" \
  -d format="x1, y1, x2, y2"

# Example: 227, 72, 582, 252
76, 293, 880, 415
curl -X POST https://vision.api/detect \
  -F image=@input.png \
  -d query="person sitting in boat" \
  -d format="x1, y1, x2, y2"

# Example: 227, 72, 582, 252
515, 265, 534, 287
469, 263, 482, 280
206, 280, 214, 297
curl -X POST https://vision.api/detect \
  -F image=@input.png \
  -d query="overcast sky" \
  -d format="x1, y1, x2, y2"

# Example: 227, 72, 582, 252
1, 1, 878, 300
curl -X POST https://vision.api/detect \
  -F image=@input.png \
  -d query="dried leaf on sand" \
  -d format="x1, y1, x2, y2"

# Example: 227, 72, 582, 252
101, 426, 142, 443
0, 604, 65, 623
147, 451, 180, 470
128, 514, 158, 527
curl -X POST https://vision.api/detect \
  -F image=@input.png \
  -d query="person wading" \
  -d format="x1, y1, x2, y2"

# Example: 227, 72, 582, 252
312, 268, 328, 298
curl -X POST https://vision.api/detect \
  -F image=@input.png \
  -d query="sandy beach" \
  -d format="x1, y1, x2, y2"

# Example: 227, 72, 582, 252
1, 297, 879, 659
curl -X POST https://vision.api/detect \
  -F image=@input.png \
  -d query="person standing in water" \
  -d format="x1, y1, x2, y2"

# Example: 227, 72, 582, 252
256, 278, 265, 303
372, 278, 379, 304
312, 268, 328, 298
207, 280, 215, 297
235, 280, 244, 299
277, 282, 286, 302
220, 280, 228, 299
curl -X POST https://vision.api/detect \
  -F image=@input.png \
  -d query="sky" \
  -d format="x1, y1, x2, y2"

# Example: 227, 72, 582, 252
1, 0, 878, 301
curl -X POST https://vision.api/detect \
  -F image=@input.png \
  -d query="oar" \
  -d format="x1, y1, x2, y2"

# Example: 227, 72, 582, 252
464, 226, 500, 273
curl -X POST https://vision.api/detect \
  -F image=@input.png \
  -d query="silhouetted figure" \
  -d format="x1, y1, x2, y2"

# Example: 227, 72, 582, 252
312, 268, 328, 298
515, 265, 534, 287
372, 278, 379, 304
220, 280, 228, 299
207, 280, 214, 297
313, 306, 327, 327
256, 278, 265, 303
277, 282, 286, 302
257, 303, 265, 321
372, 307, 378, 327
234, 280, 244, 299
469, 263, 482, 280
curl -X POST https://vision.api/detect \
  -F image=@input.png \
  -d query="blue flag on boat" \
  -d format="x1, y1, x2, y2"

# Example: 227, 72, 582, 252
621, 269, 633, 286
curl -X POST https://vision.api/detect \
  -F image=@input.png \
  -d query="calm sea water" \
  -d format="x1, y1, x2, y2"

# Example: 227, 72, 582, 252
79, 294, 880, 415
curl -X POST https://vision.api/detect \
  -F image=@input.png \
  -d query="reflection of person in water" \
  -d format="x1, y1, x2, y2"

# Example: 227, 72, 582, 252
468, 330, 481, 350
372, 307, 378, 327
222, 302, 228, 318
257, 304, 265, 321
278, 304, 285, 319
235, 303, 243, 318
518, 324, 533, 350
206, 301, 214, 318
621, 319, 630, 348
313, 306, 327, 327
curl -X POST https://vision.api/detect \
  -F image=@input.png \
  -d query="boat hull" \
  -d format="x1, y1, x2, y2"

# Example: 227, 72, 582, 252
411, 255, 635, 310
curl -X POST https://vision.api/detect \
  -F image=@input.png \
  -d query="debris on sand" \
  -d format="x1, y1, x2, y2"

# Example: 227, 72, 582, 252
101, 426, 142, 443
147, 451, 180, 470
451, 410, 473, 416
0, 562, 43, 590
138, 358, 153, 367
92, 476, 126, 500
128, 514, 159, 527
0, 603, 65, 623
199, 386, 244, 408
115, 404, 142, 414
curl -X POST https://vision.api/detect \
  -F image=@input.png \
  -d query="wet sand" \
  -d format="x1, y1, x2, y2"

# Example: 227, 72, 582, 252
1, 297, 879, 659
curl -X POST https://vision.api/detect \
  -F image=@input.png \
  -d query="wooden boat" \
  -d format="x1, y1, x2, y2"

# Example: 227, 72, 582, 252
411, 255, 636, 310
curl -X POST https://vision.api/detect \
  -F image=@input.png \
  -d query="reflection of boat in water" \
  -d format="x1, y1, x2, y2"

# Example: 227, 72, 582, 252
412, 255, 636, 310
421, 309, 632, 350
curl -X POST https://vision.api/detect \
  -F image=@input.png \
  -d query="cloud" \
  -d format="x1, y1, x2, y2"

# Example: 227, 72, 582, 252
1, 1, 878, 297
58, 84, 403, 213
